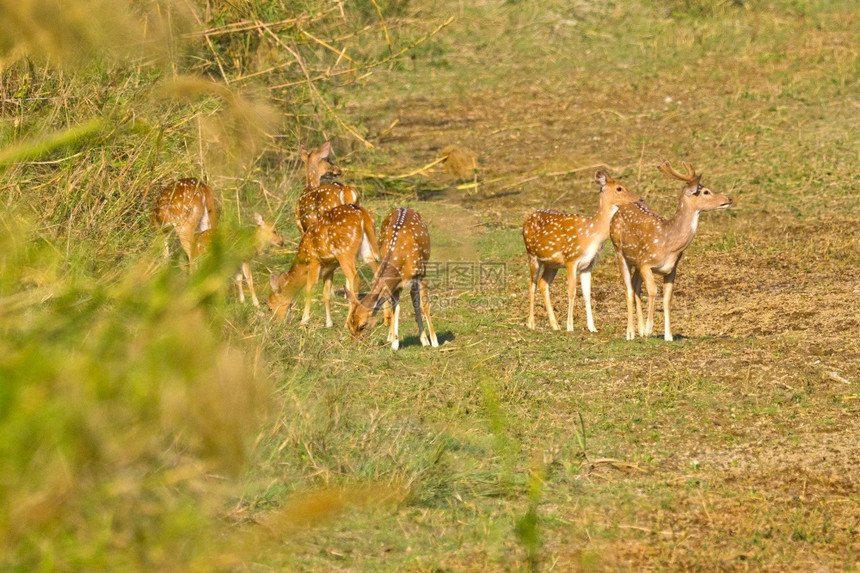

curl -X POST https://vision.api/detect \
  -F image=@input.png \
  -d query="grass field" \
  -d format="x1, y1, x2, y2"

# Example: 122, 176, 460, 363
2, 0, 859, 571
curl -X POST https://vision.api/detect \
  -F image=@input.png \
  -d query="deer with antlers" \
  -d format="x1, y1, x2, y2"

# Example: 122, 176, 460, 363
610, 162, 732, 341
152, 178, 217, 264
346, 208, 438, 350
268, 204, 380, 326
295, 141, 360, 233
522, 170, 642, 332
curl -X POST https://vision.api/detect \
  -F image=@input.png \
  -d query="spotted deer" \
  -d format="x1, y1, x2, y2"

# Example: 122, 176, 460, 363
192, 212, 285, 306
522, 170, 642, 332
152, 178, 217, 264
295, 141, 359, 233
347, 208, 438, 350
236, 213, 285, 306
268, 204, 380, 326
610, 162, 732, 341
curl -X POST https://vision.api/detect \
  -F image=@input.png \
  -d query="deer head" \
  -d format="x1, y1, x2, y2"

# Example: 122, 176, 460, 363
346, 263, 402, 338
268, 271, 294, 319
658, 161, 731, 211
595, 169, 643, 206
300, 141, 342, 188
253, 212, 285, 252
346, 290, 379, 338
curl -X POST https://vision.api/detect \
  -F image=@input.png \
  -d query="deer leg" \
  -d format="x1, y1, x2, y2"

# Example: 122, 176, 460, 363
617, 255, 636, 340
389, 291, 401, 350
235, 271, 246, 304
339, 259, 360, 328
662, 267, 677, 341
565, 261, 578, 332
301, 262, 320, 326
410, 280, 429, 346
539, 267, 560, 330
162, 232, 172, 260
580, 264, 597, 333
177, 225, 196, 270
527, 257, 541, 329
321, 268, 336, 328
242, 261, 260, 307
639, 267, 658, 337
419, 278, 438, 347
382, 302, 392, 326
631, 269, 645, 337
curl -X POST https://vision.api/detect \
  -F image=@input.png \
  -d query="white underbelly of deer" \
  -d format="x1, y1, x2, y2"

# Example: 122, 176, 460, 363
654, 254, 681, 276
577, 241, 601, 272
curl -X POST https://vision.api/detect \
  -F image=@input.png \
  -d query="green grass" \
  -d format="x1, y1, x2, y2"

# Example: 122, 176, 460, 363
3, 0, 860, 570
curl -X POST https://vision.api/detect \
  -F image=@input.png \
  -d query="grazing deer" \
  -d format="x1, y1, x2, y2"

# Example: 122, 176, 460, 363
610, 162, 732, 341
347, 208, 438, 350
295, 142, 359, 233
193, 213, 285, 306
236, 213, 285, 307
152, 178, 217, 264
268, 204, 380, 326
522, 170, 642, 332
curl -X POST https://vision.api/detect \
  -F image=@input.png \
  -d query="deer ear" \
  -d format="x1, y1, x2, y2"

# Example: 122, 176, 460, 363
254, 212, 264, 226
595, 170, 608, 187
684, 178, 702, 196
319, 141, 332, 158
269, 272, 280, 291
299, 144, 309, 162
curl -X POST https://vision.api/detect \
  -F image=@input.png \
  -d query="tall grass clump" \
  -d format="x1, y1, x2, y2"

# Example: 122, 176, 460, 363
0, 211, 271, 569
1, 0, 451, 568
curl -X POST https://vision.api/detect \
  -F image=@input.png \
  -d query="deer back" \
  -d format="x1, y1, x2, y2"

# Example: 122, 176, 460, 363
295, 181, 360, 233
302, 204, 373, 262
378, 208, 430, 279
609, 201, 669, 266
523, 169, 640, 262
522, 209, 586, 260
153, 178, 216, 232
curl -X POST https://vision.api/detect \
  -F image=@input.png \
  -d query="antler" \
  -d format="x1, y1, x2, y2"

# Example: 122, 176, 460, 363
658, 161, 698, 183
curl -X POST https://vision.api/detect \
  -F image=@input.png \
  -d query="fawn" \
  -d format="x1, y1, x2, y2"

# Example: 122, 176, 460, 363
193, 212, 285, 306
268, 204, 380, 326
152, 178, 217, 264
610, 162, 732, 341
236, 213, 285, 306
522, 170, 642, 332
295, 141, 359, 233
347, 208, 438, 350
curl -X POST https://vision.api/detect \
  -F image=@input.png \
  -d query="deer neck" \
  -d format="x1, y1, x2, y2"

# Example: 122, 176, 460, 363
588, 194, 619, 241
254, 231, 269, 255
306, 168, 321, 189
664, 197, 701, 252
280, 262, 310, 299
357, 268, 397, 319
377, 259, 404, 295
